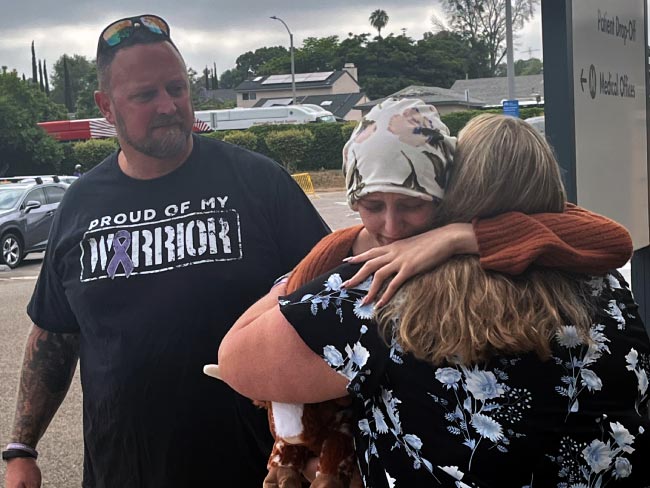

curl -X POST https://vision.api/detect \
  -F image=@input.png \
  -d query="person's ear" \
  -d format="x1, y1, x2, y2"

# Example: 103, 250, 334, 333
94, 91, 115, 125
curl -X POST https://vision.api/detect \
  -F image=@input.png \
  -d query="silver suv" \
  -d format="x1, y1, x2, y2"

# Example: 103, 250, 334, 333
0, 176, 69, 268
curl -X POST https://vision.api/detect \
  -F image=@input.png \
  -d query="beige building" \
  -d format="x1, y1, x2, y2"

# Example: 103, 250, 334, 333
234, 64, 367, 120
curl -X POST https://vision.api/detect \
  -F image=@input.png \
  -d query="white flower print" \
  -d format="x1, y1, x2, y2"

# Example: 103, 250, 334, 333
287, 271, 371, 322
349, 342, 370, 369
624, 347, 650, 414
464, 367, 505, 401
625, 349, 639, 370
431, 360, 529, 471
614, 457, 632, 478
439, 465, 464, 480
323, 345, 345, 368
607, 299, 626, 330
436, 368, 462, 389
372, 406, 389, 433
582, 439, 613, 473
609, 422, 635, 453
354, 275, 374, 292
580, 369, 603, 392
550, 419, 639, 487
608, 274, 622, 290
470, 413, 503, 442
385, 470, 396, 488
353, 298, 375, 319
404, 434, 423, 450
325, 273, 344, 291
556, 325, 583, 348
553, 324, 610, 416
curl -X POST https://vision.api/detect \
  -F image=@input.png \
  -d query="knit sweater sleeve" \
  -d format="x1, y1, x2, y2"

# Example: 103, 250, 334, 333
286, 225, 364, 293
474, 204, 633, 275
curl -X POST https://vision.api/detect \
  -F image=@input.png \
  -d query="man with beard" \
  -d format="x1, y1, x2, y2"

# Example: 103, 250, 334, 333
3, 15, 331, 488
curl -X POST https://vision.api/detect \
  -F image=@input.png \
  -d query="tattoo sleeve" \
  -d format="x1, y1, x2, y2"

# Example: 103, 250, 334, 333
10, 324, 80, 447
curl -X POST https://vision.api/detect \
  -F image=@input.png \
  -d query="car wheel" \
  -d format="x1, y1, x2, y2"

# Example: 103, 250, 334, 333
1, 233, 23, 269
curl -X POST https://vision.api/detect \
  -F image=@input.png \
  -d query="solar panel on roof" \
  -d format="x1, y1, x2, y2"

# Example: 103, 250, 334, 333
253, 76, 263, 82
305, 71, 334, 81
261, 75, 293, 85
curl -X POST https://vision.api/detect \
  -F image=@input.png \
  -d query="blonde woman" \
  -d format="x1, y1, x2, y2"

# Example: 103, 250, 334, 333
216, 108, 647, 487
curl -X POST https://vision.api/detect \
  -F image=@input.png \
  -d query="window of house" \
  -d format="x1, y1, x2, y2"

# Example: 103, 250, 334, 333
242, 92, 257, 101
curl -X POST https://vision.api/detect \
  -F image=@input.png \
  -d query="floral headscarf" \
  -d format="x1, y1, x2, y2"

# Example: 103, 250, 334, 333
342, 98, 456, 209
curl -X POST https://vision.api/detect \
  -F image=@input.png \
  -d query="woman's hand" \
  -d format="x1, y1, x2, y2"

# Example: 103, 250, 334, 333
342, 223, 478, 307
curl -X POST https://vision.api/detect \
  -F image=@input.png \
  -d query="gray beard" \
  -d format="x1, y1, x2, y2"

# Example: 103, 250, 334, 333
115, 115, 192, 160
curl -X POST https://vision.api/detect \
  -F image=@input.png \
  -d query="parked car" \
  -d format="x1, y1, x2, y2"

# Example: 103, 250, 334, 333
0, 177, 69, 268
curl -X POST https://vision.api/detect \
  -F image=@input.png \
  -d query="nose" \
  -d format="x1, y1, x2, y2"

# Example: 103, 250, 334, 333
383, 210, 405, 240
156, 90, 177, 115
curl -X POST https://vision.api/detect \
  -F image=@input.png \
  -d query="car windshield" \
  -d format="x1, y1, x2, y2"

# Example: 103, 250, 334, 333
0, 187, 25, 210
317, 115, 337, 123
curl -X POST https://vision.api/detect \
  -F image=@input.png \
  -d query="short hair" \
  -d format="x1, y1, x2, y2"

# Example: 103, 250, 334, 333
96, 27, 183, 92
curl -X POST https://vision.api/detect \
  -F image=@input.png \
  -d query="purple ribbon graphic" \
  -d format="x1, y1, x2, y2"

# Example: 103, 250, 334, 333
107, 230, 134, 279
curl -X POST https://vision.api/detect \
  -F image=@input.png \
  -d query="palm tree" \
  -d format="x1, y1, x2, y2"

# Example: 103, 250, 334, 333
369, 9, 389, 38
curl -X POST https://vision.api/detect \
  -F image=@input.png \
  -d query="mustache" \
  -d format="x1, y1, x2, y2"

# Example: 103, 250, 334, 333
149, 115, 185, 128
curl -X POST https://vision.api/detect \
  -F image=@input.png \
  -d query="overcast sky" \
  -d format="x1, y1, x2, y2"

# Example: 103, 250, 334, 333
0, 0, 543, 82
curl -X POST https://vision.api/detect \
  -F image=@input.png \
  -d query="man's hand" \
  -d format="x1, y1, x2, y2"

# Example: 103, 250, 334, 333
4, 457, 42, 488
342, 223, 478, 307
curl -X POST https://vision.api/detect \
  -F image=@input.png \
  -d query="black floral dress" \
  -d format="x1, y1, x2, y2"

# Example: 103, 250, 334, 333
279, 263, 650, 488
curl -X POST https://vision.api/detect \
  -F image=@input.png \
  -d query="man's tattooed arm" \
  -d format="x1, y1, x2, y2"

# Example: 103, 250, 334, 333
10, 325, 80, 446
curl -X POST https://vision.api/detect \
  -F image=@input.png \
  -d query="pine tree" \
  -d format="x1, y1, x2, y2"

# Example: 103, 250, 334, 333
204, 66, 210, 90
213, 62, 219, 89
31, 41, 38, 84
43, 59, 50, 95
38, 60, 44, 92
63, 55, 74, 112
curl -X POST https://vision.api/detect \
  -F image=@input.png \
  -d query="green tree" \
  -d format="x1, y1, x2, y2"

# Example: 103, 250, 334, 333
74, 65, 102, 119
31, 41, 37, 85
219, 68, 246, 89
369, 9, 390, 38
440, 0, 538, 74
0, 71, 66, 175
494, 57, 543, 76
50, 54, 95, 113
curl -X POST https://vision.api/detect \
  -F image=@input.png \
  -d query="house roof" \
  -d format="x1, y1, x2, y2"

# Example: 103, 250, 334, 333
236, 70, 356, 92
354, 85, 486, 110
253, 93, 366, 120
450, 74, 544, 105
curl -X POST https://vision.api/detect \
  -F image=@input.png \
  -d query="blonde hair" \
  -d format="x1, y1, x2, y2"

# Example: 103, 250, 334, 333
377, 114, 592, 365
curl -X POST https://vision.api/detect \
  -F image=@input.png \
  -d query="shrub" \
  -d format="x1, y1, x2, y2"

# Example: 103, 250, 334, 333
441, 108, 545, 136
264, 129, 315, 173
340, 121, 357, 144
202, 130, 227, 141
308, 123, 345, 170
72, 138, 119, 170
222, 131, 259, 151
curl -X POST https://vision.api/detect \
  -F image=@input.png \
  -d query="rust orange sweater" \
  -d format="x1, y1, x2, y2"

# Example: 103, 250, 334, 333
287, 205, 632, 290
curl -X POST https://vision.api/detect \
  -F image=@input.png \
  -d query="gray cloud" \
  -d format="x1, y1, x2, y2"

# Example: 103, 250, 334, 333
1, 0, 542, 89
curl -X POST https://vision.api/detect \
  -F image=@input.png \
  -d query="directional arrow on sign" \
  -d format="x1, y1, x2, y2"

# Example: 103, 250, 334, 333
580, 68, 587, 92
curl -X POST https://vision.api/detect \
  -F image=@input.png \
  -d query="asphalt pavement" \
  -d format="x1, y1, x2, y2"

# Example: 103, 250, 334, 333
0, 190, 354, 487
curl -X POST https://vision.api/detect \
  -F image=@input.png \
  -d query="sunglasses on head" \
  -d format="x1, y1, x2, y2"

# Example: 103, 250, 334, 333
99, 15, 170, 49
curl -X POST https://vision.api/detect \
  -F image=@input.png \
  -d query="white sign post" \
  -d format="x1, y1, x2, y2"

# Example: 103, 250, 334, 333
572, 0, 649, 249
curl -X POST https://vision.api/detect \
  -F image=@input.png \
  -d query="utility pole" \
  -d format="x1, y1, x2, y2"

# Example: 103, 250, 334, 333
270, 16, 296, 105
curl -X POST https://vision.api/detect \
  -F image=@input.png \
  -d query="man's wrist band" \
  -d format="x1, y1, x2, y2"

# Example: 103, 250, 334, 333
2, 442, 38, 460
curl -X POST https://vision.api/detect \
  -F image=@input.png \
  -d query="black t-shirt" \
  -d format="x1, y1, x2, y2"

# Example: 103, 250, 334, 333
280, 264, 650, 487
28, 135, 330, 488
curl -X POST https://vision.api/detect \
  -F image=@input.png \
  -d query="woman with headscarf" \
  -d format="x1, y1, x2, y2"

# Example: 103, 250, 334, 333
215, 103, 647, 486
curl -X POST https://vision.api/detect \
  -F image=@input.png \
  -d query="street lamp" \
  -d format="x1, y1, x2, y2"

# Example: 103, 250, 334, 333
270, 15, 297, 106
